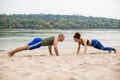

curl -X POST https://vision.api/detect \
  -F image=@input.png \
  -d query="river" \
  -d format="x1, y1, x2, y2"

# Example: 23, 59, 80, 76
0, 29, 120, 50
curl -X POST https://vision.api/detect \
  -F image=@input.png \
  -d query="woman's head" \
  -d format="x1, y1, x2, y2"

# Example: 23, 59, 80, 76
73, 32, 81, 42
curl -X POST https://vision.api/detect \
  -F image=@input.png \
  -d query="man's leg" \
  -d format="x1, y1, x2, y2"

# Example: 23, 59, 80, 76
7, 45, 29, 57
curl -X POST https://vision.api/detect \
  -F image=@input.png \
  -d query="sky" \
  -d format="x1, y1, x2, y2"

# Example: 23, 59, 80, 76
0, 0, 120, 19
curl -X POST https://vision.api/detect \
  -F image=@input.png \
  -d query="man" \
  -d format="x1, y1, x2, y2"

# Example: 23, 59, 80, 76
7, 34, 65, 56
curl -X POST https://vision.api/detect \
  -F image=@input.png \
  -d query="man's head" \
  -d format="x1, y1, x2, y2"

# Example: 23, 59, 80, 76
58, 33, 65, 42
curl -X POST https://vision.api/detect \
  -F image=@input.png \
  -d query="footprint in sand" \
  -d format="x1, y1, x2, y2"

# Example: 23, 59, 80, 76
112, 67, 120, 79
0, 73, 17, 80
112, 62, 120, 72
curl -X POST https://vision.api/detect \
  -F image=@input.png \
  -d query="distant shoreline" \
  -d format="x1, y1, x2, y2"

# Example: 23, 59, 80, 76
0, 14, 120, 29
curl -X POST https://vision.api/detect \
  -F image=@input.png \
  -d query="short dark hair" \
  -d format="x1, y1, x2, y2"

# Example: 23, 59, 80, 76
73, 32, 81, 39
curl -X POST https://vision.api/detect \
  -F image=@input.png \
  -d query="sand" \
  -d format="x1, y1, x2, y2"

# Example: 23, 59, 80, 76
0, 46, 120, 80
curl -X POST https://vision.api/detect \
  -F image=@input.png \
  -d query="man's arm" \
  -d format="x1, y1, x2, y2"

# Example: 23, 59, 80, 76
77, 42, 80, 54
48, 46, 53, 55
53, 37, 59, 56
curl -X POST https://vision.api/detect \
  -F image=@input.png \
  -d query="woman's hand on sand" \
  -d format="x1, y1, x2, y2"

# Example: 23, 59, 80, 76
77, 52, 79, 55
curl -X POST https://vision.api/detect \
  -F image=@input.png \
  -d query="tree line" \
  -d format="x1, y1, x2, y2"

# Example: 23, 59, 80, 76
0, 14, 120, 29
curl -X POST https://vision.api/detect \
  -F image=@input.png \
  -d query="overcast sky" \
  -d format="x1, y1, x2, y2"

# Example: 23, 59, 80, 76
0, 0, 120, 19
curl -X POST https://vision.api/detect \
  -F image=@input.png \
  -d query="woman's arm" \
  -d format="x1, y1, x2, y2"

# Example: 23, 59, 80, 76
77, 42, 81, 54
82, 39, 87, 54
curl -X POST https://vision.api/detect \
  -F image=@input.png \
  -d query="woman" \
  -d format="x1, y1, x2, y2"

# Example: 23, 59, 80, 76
73, 32, 117, 54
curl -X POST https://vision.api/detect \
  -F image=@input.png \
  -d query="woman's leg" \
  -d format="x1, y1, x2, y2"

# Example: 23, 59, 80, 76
7, 45, 29, 57
102, 47, 115, 51
93, 40, 116, 53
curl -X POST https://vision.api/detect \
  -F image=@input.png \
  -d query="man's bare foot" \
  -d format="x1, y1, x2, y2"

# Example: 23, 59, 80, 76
7, 51, 14, 57
114, 49, 117, 54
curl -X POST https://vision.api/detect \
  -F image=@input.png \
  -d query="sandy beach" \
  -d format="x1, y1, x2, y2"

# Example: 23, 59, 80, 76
0, 46, 120, 80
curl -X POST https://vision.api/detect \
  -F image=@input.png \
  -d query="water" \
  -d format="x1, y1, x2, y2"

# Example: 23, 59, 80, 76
0, 29, 120, 50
